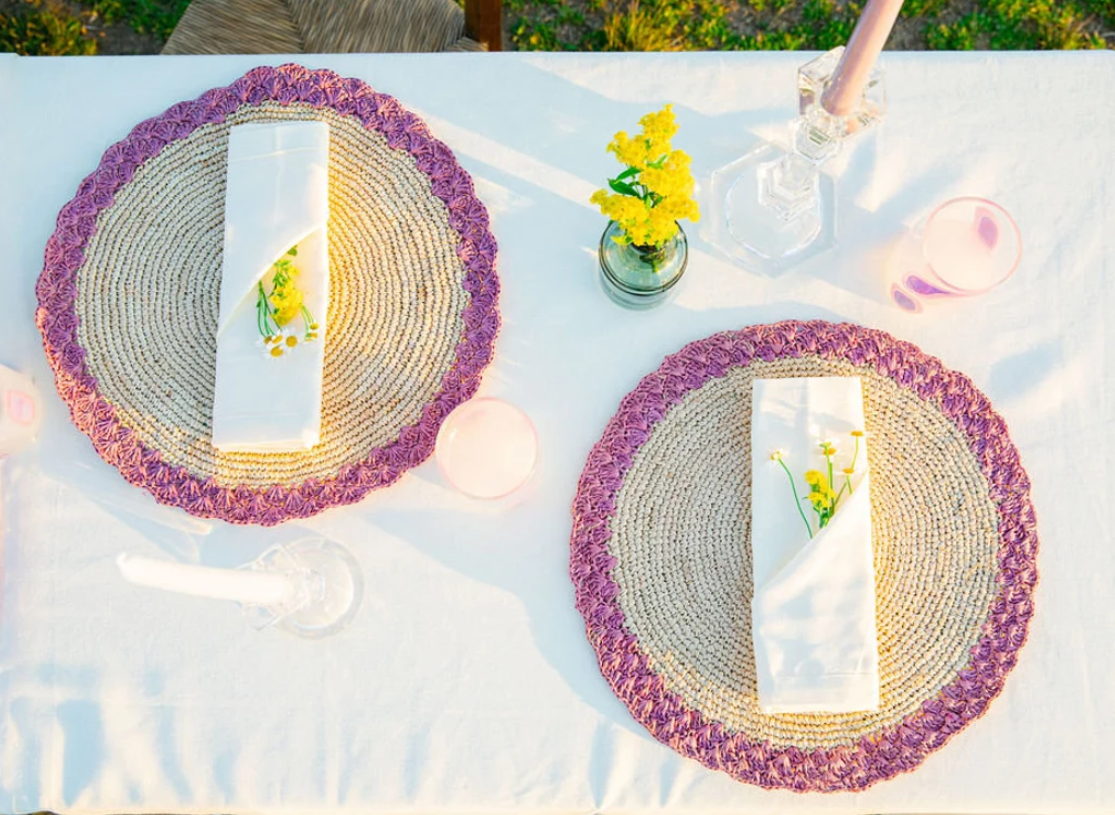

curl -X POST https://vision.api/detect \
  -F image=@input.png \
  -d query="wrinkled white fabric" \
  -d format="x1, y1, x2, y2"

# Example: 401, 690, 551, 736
1, 51, 1113, 815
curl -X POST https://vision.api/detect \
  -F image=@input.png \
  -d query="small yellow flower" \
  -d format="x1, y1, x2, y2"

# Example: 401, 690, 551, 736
271, 283, 305, 327
638, 104, 678, 150
803, 470, 825, 487
770, 450, 785, 461
259, 244, 317, 351
641, 151, 695, 200
270, 346, 283, 357
842, 467, 855, 475
850, 430, 865, 437
608, 131, 652, 170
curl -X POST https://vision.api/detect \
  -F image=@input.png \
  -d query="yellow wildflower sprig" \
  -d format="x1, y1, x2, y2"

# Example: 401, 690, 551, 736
256, 245, 319, 358
773, 431, 865, 540
590, 104, 700, 252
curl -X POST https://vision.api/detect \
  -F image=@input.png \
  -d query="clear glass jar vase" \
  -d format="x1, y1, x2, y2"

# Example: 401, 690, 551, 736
598, 220, 689, 310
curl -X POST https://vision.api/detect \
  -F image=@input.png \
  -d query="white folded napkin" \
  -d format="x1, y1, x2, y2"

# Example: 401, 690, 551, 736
750, 377, 879, 714
211, 121, 330, 452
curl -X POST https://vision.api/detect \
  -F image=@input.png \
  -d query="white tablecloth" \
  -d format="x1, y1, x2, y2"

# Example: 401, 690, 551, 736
1, 50, 1113, 815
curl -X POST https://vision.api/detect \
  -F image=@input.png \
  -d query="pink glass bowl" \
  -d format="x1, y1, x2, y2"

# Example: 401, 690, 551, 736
435, 397, 539, 500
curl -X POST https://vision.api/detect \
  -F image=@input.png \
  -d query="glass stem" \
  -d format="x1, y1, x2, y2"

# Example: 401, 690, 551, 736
772, 151, 817, 197
757, 131, 826, 224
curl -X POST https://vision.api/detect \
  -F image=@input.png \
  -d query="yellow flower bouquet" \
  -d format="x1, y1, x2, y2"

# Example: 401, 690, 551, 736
592, 105, 700, 307
591, 104, 700, 252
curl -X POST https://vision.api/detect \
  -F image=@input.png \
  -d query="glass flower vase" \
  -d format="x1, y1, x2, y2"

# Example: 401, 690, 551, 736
598, 220, 688, 310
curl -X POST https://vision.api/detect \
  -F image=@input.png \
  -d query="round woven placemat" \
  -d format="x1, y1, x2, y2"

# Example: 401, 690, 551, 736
570, 320, 1038, 792
35, 64, 499, 525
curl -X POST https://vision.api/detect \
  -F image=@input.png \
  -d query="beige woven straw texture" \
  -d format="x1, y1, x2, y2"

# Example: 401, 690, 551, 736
75, 102, 467, 488
162, 0, 484, 55
610, 356, 1000, 749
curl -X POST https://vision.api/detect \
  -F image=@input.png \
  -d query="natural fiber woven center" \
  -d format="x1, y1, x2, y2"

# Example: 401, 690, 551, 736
571, 322, 1038, 792
610, 355, 999, 750
74, 102, 466, 488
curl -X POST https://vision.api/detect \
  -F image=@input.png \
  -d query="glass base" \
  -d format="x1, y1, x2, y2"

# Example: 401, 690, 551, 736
708, 142, 836, 276
245, 537, 363, 639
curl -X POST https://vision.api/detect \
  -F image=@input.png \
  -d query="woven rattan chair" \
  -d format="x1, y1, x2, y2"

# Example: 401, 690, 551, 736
163, 0, 502, 54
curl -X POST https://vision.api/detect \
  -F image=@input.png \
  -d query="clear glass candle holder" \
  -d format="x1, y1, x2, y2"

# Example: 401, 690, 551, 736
888, 197, 1022, 313
243, 537, 364, 639
436, 397, 538, 500
708, 47, 886, 276
118, 537, 364, 639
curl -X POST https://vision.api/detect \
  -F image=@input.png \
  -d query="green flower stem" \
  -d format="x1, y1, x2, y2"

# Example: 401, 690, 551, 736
300, 304, 315, 339
777, 457, 813, 540
257, 281, 278, 337
843, 435, 861, 498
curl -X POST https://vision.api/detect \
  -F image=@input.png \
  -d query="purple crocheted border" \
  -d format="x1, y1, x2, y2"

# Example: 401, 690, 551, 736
34, 63, 499, 526
570, 320, 1038, 792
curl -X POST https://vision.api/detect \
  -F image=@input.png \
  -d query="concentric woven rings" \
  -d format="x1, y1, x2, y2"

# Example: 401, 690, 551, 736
570, 320, 1038, 792
35, 64, 499, 525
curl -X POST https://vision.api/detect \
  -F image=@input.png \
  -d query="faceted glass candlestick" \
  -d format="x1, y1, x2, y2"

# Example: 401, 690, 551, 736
710, 143, 836, 273
709, 47, 886, 276
244, 537, 364, 639
797, 46, 886, 133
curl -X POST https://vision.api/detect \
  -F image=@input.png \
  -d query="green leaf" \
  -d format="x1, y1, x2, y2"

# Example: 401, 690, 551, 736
287, 246, 298, 256
608, 178, 639, 197
615, 166, 639, 181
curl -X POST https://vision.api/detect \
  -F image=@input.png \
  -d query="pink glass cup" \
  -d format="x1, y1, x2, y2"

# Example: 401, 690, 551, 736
435, 398, 539, 500
0, 364, 44, 457
890, 197, 1022, 313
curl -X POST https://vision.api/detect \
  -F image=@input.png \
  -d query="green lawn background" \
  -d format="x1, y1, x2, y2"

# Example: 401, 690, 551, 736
2, 0, 1113, 55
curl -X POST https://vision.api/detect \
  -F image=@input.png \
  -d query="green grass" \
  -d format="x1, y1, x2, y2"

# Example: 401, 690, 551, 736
79, 0, 189, 39
928, 0, 1109, 49
508, 0, 1114, 51
0, 2, 96, 54
2, 0, 1114, 55
0, 0, 188, 54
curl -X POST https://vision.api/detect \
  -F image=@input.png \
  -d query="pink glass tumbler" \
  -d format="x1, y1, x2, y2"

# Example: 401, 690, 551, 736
890, 197, 1022, 313
0, 364, 43, 457
435, 398, 539, 499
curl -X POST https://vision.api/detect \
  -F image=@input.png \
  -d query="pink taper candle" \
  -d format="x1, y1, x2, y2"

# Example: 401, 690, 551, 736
821, 0, 904, 117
